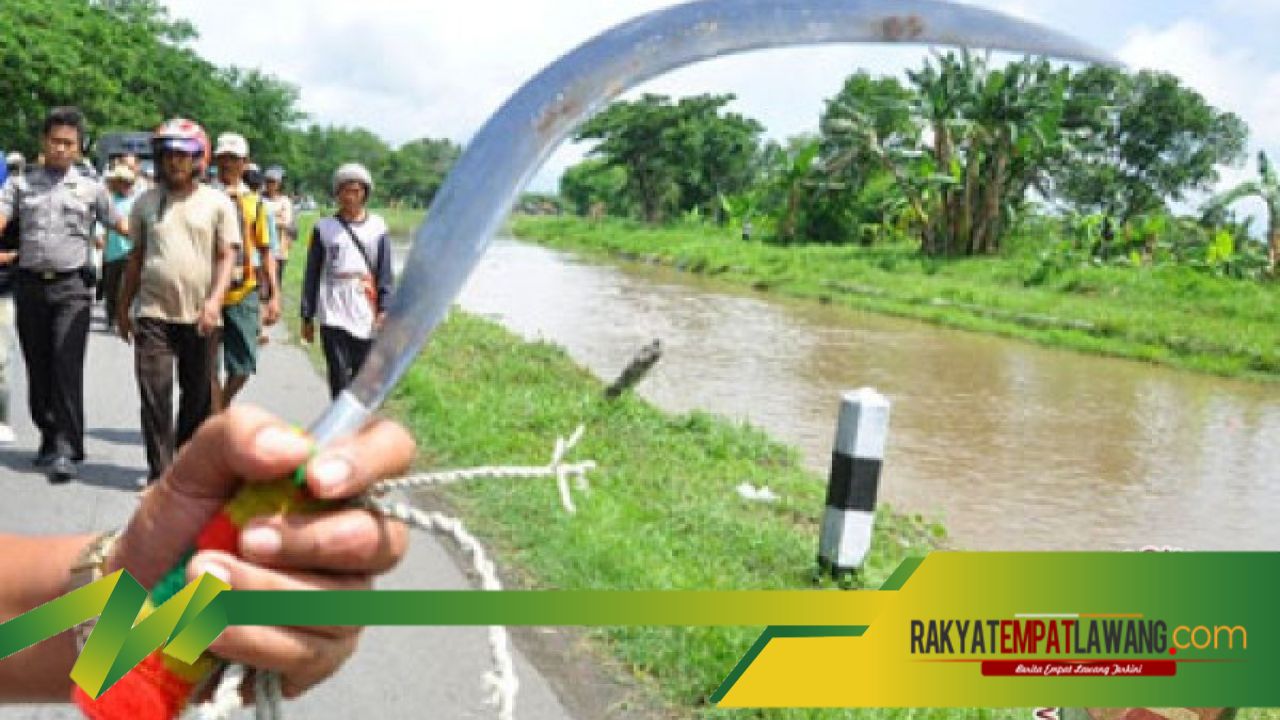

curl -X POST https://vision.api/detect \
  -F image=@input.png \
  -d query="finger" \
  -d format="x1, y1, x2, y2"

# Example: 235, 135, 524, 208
305, 418, 415, 500
112, 407, 314, 587
188, 551, 370, 639
239, 508, 409, 574
169, 405, 315, 499
213, 628, 356, 700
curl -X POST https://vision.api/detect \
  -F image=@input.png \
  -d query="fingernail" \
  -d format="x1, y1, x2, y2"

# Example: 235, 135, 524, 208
311, 454, 353, 493
255, 426, 312, 457
241, 524, 282, 557
196, 561, 232, 586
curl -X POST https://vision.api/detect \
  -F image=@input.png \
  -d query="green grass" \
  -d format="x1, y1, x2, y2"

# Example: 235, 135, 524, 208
376, 206, 424, 236
387, 311, 957, 718
285, 211, 1275, 718
508, 215, 1280, 382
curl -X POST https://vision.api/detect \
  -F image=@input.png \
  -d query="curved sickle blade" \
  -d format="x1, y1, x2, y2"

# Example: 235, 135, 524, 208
311, 0, 1115, 440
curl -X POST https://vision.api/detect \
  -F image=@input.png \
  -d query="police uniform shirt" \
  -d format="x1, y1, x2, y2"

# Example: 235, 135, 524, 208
0, 164, 119, 273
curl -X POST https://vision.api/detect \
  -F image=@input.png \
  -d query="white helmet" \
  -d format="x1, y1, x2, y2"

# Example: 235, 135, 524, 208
332, 162, 373, 197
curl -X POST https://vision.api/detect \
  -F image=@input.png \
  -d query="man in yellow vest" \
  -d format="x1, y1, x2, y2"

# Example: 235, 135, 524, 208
210, 133, 279, 408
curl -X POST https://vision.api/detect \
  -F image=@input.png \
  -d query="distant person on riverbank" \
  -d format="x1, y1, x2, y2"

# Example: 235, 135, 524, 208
301, 162, 393, 398
0, 107, 128, 482
210, 133, 279, 408
98, 164, 137, 331
116, 118, 238, 486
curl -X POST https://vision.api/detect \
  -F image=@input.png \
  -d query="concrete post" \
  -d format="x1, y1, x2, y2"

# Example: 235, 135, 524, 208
818, 387, 891, 580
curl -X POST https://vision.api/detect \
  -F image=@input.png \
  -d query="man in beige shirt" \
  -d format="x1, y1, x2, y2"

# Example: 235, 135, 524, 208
117, 119, 239, 486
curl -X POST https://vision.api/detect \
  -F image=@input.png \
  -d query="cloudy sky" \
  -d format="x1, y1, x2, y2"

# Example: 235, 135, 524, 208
163, 0, 1279, 217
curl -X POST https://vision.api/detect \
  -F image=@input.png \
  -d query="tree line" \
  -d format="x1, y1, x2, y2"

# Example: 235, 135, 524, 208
561, 52, 1276, 277
0, 0, 459, 205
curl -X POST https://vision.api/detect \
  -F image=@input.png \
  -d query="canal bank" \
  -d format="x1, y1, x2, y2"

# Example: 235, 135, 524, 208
447, 239, 1280, 553
510, 215, 1280, 382
287, 214, 950, 718
290, 212, 1277, 718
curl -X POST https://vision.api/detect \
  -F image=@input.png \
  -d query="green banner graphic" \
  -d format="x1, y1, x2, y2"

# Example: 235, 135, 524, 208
0, 553, 1275, 706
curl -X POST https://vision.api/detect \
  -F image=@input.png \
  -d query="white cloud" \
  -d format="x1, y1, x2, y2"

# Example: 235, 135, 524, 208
163, 1, 1278, 202
1120, 21, 1280, 148
166, 0, 952, 189
1213, 0, 1280, 19
1119, 20, 1279, 225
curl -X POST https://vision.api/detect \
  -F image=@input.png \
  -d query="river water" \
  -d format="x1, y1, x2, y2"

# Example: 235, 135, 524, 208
408, 238, 1279, 551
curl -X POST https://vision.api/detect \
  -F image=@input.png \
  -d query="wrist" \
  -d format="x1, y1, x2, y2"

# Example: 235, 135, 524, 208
66, 531, 122, 652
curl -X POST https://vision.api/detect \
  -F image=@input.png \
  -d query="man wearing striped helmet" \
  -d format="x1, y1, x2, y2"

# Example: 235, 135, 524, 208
115, 118, 240, 486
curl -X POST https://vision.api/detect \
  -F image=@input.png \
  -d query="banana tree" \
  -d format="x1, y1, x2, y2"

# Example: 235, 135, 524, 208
772, 139, 821, 243
905, 51, 1070, 256
1206, 151, 1280, 275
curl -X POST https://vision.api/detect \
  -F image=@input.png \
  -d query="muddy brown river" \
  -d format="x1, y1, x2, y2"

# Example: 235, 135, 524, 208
413, 238, 1279, 551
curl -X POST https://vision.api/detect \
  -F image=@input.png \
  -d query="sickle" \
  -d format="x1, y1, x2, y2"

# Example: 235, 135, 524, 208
309, 0, 1115, 442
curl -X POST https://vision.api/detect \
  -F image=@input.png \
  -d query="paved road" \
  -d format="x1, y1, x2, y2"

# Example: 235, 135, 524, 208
0, 307, 576, 719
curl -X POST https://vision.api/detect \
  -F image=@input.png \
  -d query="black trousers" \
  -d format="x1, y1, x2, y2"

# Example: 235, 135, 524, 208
320, 325, 373, 399
135, 318, 217, 481
14, 271, 91, 458
101, 259, 128, 327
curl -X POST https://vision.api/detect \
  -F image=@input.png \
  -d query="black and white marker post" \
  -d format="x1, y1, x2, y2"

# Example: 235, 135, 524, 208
818, 388, 891, 584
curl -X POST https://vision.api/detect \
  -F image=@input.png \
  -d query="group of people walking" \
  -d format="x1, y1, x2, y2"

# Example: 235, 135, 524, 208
0, 107, 394, 486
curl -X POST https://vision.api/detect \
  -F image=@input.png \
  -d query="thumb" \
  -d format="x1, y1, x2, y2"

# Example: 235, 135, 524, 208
109, 406, 314, 588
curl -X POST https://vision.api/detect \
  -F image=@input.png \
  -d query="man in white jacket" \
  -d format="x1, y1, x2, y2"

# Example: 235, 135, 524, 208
300, 163, 394, 398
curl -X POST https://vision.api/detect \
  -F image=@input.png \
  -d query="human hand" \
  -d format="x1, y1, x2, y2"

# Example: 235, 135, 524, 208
301, 320, 315, 344
264, 297, 281, 326
106, 405, 415, 698
0, 251, 16, 266
116, 310, 133, 344
198, 300, 221, 337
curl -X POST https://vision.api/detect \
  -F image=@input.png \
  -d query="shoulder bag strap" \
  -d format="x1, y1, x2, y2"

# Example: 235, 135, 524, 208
334, 215, 378, 276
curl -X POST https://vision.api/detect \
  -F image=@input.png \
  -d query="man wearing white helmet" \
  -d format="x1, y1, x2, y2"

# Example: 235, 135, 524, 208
210, 132, 279, 408
301, 163, 394, 398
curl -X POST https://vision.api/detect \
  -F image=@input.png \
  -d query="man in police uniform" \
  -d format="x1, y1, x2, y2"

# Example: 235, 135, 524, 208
0, 107, 128, 482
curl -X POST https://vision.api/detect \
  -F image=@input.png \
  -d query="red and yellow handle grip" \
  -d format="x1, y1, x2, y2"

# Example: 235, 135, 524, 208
74, 468, 332, 719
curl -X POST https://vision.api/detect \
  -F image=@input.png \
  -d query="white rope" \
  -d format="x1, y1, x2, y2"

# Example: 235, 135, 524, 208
254, 669, 283, 720
371, 461, 597, 492
197, 426, 592, 720
359, 496, 519, 720
371, 424, 593, 515
187, 663, 246, 720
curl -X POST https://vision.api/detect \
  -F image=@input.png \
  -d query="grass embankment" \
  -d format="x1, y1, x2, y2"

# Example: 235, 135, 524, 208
287, 212, 1273, 719
287, 211, 953, 718
510, 215, 1280, 382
